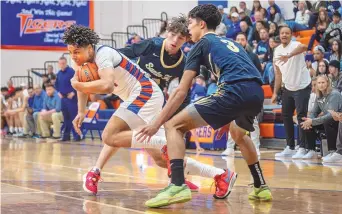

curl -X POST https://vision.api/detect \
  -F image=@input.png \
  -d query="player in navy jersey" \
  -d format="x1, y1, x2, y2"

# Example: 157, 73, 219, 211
137, 4, 272, 207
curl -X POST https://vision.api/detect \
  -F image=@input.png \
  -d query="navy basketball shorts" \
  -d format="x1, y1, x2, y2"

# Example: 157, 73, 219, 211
193, 80, 264, 132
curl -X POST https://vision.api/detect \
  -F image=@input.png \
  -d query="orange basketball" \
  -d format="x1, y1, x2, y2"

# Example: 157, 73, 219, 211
78, 62, 100, 82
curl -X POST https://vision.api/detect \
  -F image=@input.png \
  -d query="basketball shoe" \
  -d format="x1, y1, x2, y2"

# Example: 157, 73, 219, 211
83, 168, 102, 195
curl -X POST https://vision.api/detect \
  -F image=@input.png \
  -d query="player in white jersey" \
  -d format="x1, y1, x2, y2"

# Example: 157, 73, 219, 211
63, 24, 233, 198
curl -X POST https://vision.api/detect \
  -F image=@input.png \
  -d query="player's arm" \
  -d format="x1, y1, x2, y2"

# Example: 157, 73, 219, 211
118, 39, 154, 59
151, 39, 208, 128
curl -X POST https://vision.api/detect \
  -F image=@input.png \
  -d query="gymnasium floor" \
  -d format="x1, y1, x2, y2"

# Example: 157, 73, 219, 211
1, 137, 342, 214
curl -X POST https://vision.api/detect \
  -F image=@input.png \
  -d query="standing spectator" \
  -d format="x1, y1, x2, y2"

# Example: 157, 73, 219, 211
267, 0, 282, 20
256, 28, 270, 63
308, 10, 330, 51
226, 12, 241, 39
7, 80, 15, 95
239, 1, 251, 16
316, 60, 330, 76
272, 26, 312, 158
322, 11, 342, 49
330, 39, 342, 71
307, 45, 328, 77
301, 75, 342, 159
329, 60, 342, 92
30, 85, 46, 137
39, 84, 63, 140
55, 56, 80, 141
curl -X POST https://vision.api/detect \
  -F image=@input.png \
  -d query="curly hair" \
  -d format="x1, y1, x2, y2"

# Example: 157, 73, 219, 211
63, 25, 100, 47
188, 4, 221, 30
166, 15, 189, 36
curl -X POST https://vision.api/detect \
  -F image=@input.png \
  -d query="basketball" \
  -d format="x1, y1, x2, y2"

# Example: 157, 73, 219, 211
78, 62, 100, 82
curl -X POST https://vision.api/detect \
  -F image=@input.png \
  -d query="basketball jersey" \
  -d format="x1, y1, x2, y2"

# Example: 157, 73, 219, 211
136, 38, 185, 88
185, 33, 262, 85
94, 45, 157, 100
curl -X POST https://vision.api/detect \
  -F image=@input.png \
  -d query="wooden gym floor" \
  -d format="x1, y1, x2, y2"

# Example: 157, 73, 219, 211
1, 137, 342, 214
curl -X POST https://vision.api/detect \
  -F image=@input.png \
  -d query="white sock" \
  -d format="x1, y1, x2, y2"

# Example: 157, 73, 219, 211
19, 127, 24, 133
184, 157, 225, 178
131, 130, 166, 149
92, 167, 101, 173
15, 127, 19, 133
9, 127, 14, 133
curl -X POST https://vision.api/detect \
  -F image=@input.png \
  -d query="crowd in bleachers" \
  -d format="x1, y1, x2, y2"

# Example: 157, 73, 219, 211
2, 1, 342, 163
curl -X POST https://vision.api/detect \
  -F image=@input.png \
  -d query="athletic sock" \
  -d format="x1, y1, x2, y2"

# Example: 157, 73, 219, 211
92, 167, 101, 174
185, 157, 225, 178
248, 161, 266, 188
15, 127, 19, 133
170, 159, 185, 186
9, 127, 14, 133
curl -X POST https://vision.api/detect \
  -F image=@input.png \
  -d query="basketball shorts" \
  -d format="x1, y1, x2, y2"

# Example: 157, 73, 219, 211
192, 80, 264, 132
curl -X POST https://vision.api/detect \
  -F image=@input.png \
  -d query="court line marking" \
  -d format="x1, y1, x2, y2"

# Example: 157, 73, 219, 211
5, 158, 170, 183
1, 188, 163, 195
1, 182, 146, 213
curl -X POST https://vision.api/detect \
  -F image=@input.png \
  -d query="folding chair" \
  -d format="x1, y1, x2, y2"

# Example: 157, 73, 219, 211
81, 102, 102, 140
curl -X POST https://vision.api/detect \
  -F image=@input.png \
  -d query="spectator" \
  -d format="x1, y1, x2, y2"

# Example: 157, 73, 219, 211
308, 77, 317, 117
50, 75, 57, 86
316, 60, 330, 76
239, 9, 253, 27
327, 0, 341, 14
206, 73, 218, 96
323, 112, 342, 163
273, 26, 312, 158
190, 75, 206, 102
322, 11, 342, 49
7, 80, 15, 95
240, 21, 254, 45
251, 0, 263, 17
55, 56, 80, 141
269, 6, 285, 25
263, 36, 281, 84
229, 6, 239, 17
4, 87, 25, 136
256, 28, 270, 63
308, 9, 330, 51
30, 85, 46, 137
291, 1, 310, 32
3, 94, 15, 135
260, 8, 269, 21
217, 5, 230, 26
267, 0, 282, 19
1, 87, 9, 134
269, 22, 279, 37
181, 41, 194, 56
39, 84, 63, 140
307, 45, 329, 77
41, 74, 50, 90
329, 60, 342, 92
239, 1, 251, 16
215, 22, 227, 36
236, 32, 262, 74
157, 20, 168, 38
1, 87, 8, 106
226, 12, 241, 39
301, 75, 342, 159
23, 87, 35, 137
330, 39, 342, 71
32, 65, 56, 81
252, 20, 269, 44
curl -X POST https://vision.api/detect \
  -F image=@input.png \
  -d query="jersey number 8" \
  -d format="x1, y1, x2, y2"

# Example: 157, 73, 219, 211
221, 39, 239, 53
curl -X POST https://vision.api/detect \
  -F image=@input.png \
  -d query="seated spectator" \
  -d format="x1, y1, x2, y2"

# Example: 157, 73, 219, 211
267, 0, 282, 19
29, 85, 46, 137
1, 87, 9, 134
316, 60, 330, 76
3, 94, 14, 134
269, 6, 285, 25
181, 41, 194, 56
206, 73, 218, 96
215, 22, 227, 37
50, 76, 57, 86
301, 75, 342, 159
4, 87, 25, 136
126, 34, 144, 46
238, 9, 252, 27
229, 6, 239, 18
7, 80, 15, 95
308, 9, 330, 51
269, 22, 279, 37
240, 21, 254, 45
308, 77, 317, 117
330, 39, 342, 71
251, 0, 263, 19
41, 74, 50, 90
252, 20, 269, 44
256, 28, 270, 63
39, 84, 63, 140
218, 5, 230, 26
190, 75, 206, 102
307, 45, 329, 76
329, 60, 342, 92
239, 1, 251, 17
327, 0, 341, 14
260, 8, 269, 21
262, 36, 281, 84
226, 12, 241, 39
286, 1, 310, 32
23, 87, 35, 137
308, 1, 328, 28
324, 111, 342, 163
1, 87, 8, 106
157, 20, 168, 38
236, 32, 262, 74
322, 11, 342, 49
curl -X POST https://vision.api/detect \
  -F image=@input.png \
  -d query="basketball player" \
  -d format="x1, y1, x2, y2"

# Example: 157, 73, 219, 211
63, 22, 236, 199
137, 4, 272, 208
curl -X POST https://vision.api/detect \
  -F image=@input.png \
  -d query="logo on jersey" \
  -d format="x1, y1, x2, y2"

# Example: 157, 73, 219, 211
145, 62, 172, 81
17, 13, 76, 37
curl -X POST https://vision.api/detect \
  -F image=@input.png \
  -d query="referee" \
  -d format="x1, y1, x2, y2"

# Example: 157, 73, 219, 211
272, 26, 315, 158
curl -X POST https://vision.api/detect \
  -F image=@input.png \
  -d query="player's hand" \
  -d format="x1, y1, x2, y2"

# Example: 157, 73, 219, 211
135, 123, 160, 143
271, 93, 278, 104
73, 113, 85, 136
215, 123, 230, 140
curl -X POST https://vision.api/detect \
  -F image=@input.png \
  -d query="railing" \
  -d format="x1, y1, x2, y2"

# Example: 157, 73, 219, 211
161, 12, 168, 21
126, 25, 148, 39
44, 61, 59, 74
28, 68, 46, 87
111, 32, 129, 48
142, 18, 164, 38
99, 38, 117, 48
10, 76, 33, 88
